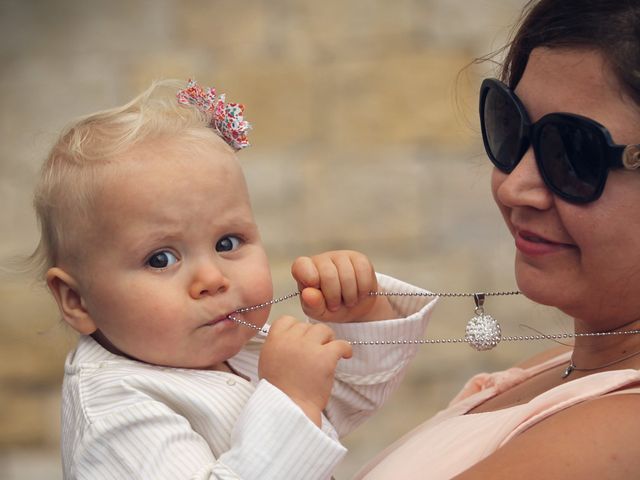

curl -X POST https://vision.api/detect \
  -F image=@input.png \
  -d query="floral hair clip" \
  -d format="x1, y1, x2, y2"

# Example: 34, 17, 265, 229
176, 79, 251, 151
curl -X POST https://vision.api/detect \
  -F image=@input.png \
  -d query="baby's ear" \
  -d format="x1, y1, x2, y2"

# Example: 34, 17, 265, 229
46, 267, 97, 335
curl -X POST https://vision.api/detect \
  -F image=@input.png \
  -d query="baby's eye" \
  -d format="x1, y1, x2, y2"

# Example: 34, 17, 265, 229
146, 251, 178, 269
216, 235, 242, 252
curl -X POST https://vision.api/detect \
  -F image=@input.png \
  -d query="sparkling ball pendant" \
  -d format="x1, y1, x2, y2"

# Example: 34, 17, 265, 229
465, 314, 502, 351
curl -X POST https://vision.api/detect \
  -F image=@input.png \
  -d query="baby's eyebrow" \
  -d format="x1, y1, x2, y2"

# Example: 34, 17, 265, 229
212, 213, 258, 231
128, 231, 183, 253
225, 219, 259, 232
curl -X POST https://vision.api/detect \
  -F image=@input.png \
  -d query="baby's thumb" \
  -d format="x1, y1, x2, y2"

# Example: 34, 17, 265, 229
329, 340, 353, 360
300, 287, 328, 319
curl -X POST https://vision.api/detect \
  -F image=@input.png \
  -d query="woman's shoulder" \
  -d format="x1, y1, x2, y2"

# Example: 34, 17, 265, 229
532, 390, 640, 469
456, 389, 640, 479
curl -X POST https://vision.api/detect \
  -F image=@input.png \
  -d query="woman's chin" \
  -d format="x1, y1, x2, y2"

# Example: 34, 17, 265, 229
514, 273, 564, 309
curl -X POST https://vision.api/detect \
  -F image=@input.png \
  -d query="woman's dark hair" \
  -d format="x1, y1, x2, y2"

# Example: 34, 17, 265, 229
502, 0, 640, 104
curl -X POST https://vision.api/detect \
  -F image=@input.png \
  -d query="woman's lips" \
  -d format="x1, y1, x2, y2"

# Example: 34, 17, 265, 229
515, 230, 573, 256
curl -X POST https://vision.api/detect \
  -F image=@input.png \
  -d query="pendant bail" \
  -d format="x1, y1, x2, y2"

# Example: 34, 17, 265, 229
474, 293, 485, 315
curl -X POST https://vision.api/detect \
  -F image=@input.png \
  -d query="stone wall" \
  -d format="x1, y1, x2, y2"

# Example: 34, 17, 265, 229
0, 1, 571, 478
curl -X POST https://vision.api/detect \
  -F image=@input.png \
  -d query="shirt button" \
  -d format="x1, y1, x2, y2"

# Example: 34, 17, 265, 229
226, 378, 236, 386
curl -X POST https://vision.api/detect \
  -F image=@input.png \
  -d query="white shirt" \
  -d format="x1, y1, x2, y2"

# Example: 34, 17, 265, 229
61, 274, 436, 479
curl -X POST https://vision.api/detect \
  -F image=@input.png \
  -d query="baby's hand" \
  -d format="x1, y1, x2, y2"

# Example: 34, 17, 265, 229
258, 316, 353, 426
291, 250, 396, 323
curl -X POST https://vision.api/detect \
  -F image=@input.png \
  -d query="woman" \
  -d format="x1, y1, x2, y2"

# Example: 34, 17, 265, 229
356, 0, 640, 478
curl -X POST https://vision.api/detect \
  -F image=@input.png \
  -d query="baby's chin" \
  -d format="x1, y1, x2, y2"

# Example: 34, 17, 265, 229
162, 343, 252, 371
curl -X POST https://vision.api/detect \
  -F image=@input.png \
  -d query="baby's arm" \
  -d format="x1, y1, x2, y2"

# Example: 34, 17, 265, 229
259, 250, 397, 425
291, 251, 437, 436
263, 250, 436, 438
324, 274, 436, 435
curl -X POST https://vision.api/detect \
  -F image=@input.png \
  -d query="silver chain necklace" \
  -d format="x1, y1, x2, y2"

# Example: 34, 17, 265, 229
562, 348, 640, 378
227, 289, 640, 353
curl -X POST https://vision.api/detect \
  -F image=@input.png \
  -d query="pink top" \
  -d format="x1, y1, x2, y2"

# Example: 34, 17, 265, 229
355, 350, 640, 479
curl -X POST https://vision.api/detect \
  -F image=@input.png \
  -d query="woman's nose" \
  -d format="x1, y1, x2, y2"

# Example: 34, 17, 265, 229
189, 260, 230, 299
493, 147, 553, 210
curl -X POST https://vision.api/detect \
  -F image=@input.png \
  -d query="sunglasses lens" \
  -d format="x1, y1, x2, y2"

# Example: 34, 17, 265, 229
482, 85, 523, 172
537, 121, 604, 201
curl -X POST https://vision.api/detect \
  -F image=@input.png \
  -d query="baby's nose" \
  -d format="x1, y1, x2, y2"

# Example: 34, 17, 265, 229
189, 262, 230, 298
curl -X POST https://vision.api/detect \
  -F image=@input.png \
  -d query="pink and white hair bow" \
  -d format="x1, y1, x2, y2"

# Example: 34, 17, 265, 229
176, 79, 251, 151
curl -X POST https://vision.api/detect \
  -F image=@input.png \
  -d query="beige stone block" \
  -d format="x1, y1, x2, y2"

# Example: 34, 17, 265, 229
294, 150, 426, 248
0, 389, 60, 448
174, 1, 271, 62
214, 65, 317, 148
0, 283, 71, 385
326, 51, 477, 148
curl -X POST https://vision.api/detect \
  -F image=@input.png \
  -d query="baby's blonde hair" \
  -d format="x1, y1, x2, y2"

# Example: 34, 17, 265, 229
30, 79, 230, 280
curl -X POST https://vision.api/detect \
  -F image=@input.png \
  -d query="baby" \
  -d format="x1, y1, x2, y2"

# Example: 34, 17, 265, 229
32, 79, 436, 479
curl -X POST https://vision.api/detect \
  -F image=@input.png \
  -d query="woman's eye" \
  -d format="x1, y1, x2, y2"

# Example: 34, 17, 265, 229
216, 235, 242, 252
146, 251, 178, 269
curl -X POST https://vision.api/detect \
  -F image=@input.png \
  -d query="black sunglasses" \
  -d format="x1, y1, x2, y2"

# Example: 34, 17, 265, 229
479, 78, 640, 203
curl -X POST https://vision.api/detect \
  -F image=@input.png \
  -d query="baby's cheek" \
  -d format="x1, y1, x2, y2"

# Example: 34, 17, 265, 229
249, 266, 274, 301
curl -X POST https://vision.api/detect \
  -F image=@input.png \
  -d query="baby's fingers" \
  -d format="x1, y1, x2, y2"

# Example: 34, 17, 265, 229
344, 251, 377, 299
327, 251, 376, 308
330, 253, 360, 308
311, 255, 343, 311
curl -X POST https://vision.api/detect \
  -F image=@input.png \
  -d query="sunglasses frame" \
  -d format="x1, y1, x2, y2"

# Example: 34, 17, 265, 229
479, 78, 631, 204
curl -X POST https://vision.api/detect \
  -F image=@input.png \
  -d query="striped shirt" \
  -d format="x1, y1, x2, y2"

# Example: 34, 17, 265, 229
61, 274, 436, 479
